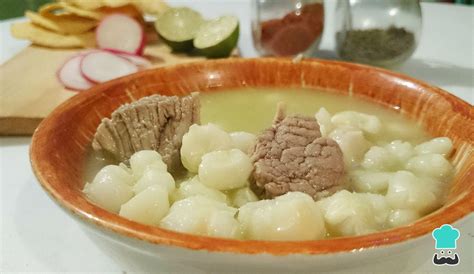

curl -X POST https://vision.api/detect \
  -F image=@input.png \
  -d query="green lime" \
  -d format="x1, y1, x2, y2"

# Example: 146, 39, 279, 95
155, 7, 205, 52
193, 16, 239, 58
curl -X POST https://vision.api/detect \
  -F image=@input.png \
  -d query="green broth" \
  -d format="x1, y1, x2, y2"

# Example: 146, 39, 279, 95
201, 88, 430, 144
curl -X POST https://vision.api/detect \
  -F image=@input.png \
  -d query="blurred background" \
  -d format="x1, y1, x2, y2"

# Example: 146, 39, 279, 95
1, 0, 52, 19
0, 0, 472, 19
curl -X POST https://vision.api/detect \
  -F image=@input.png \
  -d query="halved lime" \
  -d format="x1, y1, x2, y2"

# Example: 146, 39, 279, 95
155, 7, 205, 52
193, 16, 239, 58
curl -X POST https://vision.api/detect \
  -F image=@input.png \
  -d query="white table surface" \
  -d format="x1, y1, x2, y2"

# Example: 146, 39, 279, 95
1, 1, 473, 273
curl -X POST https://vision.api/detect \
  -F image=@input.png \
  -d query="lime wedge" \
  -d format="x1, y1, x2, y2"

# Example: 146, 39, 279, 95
155, 7, 204, 52
193, 16, 239, 58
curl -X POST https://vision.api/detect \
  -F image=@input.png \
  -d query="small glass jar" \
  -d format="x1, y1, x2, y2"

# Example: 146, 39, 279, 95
252, 0, 325, 57
335, 0, 422, 67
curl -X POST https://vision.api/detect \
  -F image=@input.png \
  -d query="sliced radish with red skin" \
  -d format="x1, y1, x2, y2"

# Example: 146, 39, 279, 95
102, 48, 135, 55
118, 55, 151, 68
103, 48, 152, 67
57, 55, 94, 91
96, 13, 146, 55
117, 53, 152, 67
80, 51, 138, 83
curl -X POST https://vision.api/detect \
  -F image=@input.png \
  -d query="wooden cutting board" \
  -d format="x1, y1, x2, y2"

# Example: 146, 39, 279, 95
0, 41, 211, 136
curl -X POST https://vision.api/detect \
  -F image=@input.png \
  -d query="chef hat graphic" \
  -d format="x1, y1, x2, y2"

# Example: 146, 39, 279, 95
432, 224, 460, 249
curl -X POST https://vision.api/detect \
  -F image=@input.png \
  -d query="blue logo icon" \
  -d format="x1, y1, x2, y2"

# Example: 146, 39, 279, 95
432, 224, 460, 249
432, 224, 460, 266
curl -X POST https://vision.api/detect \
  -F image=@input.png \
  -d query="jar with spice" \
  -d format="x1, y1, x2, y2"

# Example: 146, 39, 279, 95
252, 0, 325, 57
335, 0, 422, 67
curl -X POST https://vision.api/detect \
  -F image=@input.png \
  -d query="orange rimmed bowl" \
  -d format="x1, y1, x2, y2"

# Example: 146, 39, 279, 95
30, 58, 473, 273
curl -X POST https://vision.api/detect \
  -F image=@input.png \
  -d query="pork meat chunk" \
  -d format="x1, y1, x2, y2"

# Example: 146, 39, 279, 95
92, 93, 200, 170
251, 108, 345, 200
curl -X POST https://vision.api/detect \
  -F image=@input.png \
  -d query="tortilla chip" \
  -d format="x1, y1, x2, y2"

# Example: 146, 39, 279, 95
61, 0, 168, 14
25, 11, 97, 34
94, 0, 133, 9
58, 2, 103, 19
38, 3, 79, 18
58, 0, 107, 10
11, 22, 95, 48
98, 4, 144, 24
133, 0, 169, 15
59, 0, 168, 13
39, 3, 65, 15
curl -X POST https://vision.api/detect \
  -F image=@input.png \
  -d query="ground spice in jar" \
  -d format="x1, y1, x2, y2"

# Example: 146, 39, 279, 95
337, 26, 416, 63
259, 2, 324, 56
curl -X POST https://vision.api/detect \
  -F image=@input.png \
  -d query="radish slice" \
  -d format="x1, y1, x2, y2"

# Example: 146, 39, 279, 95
96, 14, 146, 55
117, 53, 152, 67
80, 51, 138, 83
57, 55, 94, 91
103, 49, 152, 67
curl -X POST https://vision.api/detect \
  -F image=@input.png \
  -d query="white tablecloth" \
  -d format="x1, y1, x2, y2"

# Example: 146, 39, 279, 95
1, 1, 472, 273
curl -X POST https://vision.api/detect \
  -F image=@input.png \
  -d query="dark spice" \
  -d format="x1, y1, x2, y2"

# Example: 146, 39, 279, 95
337, 26, 415, 62
259, 3, 324, 56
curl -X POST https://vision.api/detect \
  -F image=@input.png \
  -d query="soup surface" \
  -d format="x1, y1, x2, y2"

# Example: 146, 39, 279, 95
201, 88, 429, 143
83, 88, 453, 241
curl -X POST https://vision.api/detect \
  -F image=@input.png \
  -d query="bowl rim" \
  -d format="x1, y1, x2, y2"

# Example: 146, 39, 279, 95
30, 57, 474, 256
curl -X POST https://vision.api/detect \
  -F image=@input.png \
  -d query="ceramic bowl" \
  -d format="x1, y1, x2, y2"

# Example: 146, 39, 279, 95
30, 58, 473, 273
